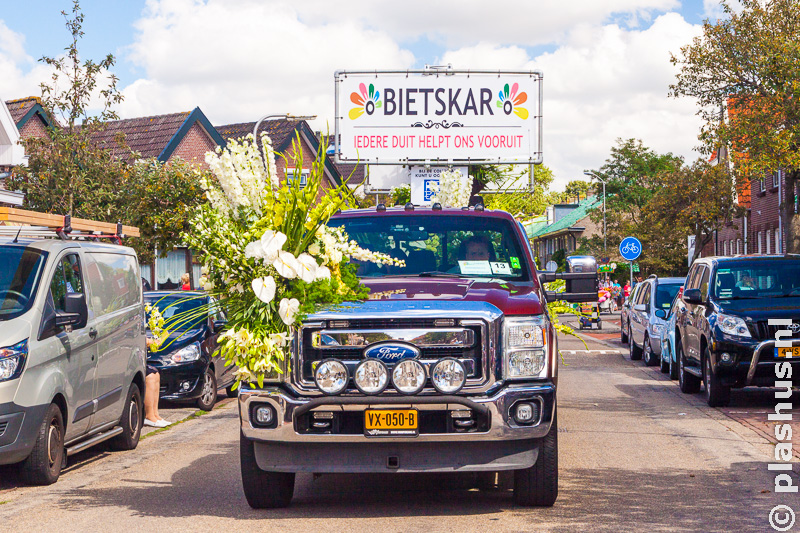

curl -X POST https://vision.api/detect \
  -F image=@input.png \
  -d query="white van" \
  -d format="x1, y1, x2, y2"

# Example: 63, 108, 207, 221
0, 237, 146, 484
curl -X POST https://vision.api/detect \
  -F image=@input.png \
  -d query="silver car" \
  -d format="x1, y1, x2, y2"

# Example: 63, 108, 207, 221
627, 276, 685, 366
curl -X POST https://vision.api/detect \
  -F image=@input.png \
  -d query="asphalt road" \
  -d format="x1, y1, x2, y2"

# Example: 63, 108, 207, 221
0, 330, 794, 532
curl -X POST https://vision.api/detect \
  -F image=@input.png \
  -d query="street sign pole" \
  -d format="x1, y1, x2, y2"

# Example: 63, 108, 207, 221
619, 236, 642, 288
630, 261, 633, 288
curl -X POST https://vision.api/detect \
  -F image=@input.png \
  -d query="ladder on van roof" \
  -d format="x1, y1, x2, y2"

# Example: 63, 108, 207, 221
0, 207, 139, 244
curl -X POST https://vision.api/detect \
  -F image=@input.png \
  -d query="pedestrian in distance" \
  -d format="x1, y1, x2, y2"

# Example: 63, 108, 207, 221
624, 281, 632, 298
181, 272, 191, 290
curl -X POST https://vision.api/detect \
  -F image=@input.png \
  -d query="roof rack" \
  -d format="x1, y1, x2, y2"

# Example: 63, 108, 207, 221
0, 207, 139, 244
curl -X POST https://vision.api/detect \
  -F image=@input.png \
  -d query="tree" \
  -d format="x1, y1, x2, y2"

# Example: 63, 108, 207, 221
9, 0, 123, 217
670, 0, 800, 252
560, 179, 593, 203
480, 164, 563, 219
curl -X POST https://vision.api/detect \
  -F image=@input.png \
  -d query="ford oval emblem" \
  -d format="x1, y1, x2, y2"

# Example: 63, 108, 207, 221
364, 342, 420, 363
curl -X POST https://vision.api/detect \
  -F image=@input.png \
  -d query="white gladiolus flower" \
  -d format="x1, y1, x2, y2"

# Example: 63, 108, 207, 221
260, 230, 287, 263
296, 253, 318, 283
315, 265, 331, 280
273, 250, 300, 279
278, 298, 301, 325
251, 276, 276, 304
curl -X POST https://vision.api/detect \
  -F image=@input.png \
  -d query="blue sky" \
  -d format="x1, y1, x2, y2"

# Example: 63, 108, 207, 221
0, 0, 723, 189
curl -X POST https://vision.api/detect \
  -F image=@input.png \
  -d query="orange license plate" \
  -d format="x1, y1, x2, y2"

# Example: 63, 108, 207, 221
775, 347, 800, 358
364, 409, 418, 437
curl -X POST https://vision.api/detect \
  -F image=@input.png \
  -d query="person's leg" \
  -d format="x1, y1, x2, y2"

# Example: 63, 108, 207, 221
145, 372, 160, 422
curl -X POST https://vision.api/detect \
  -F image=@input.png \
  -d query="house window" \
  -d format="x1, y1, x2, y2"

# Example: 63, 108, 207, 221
776, 229, 781, 254
723, 241, 728, 256
773, 170, 781, 189
766, 230, 771, 254
759, 179, 766, 193
758, 231, 763, 254
285, 168, 309, 189
737, 239, 742, 255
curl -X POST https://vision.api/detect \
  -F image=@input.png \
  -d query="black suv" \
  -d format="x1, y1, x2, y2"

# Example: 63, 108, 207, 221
673, 255, 800, 406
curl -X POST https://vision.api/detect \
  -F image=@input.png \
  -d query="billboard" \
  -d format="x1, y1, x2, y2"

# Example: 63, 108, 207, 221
334, 70, 542, 165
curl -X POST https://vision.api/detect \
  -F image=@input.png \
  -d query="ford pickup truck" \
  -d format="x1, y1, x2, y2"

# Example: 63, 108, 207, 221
237, 203, 592, 508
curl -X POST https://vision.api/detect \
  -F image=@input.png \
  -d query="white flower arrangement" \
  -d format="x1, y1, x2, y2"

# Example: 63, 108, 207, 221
431, 169, 472, 208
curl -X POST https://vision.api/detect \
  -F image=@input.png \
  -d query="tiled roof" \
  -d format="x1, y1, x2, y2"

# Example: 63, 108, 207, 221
216, 120, 301, 152
528, 196, 602, 238
89, 111, 191, 159
335, 163, 366, 186
523, 214, 548, 238
5, 97, 40, 124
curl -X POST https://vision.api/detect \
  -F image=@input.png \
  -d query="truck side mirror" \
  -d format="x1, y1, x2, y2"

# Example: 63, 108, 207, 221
61, 292, 88, 329
683, 288, 702, 304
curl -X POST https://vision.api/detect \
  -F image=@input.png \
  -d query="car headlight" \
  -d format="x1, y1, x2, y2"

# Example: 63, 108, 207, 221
650, 323, 664, 335
0, 339, 27, 382
504, 316, 547, 379
431, 358, 466, 394
353, 359, 387, 395
170, 343, 201, 363
314, 359, 349, 395
717, 314, 751, 338
391, 359, 426, 395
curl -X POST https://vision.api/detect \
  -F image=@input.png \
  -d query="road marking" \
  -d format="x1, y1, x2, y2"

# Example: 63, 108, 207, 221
561, 350, 626, 355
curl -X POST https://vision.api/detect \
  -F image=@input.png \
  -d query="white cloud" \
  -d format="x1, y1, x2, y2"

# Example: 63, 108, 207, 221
0, 20, 49, 101
440, 13, 704, 190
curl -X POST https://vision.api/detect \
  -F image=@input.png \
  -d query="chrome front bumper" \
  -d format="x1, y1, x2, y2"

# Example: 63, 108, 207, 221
239, 382, 556, 444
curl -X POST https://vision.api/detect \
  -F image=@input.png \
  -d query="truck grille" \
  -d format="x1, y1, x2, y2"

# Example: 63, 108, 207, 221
0, 421, 7, 437
755, 321, 800, 341
296, 318, 489, 393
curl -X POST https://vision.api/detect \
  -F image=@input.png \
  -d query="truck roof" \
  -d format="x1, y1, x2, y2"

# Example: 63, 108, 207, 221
331, 206, 519, 222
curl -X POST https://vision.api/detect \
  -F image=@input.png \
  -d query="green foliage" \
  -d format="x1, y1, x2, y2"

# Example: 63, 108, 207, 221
390, 184, 410, 205
480, 164, 562, 219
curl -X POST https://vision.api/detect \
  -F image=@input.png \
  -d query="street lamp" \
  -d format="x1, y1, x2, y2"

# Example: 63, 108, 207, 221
252, 113, 317, 140
583, 170, 606, 256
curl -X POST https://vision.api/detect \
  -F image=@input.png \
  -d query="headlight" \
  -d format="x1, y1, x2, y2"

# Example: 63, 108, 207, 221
391, 359, 426, 395
170, 343, 201, 363
717, 314, 751, 338
314, 359, 349, 395
353, 359, 388, 395
650, 323, 664, 335
0, 339, 27, 382
504, 316, 547, 379
431, 358, 466, 394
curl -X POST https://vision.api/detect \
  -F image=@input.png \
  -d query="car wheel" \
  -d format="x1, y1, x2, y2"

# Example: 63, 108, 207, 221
704, 352, 731, 407
225, 383, 239, 398
669, 346, 680, 380
514, 411, 558, 507
643, 335, 657, 366
109, 383, 143, 451
240, 432, 295, 508
196, 367, 218, 411
629, 328, 642, 360
659, 348, 670, 374
678, 337, 701, 394
620, 320, 629, 344
20, 403, 64, 485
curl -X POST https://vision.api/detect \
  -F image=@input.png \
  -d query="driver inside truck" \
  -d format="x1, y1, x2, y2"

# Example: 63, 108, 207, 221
460, 235, 494, 261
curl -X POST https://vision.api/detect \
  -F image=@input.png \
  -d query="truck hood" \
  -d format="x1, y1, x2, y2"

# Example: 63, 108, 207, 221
716, 297, 800, 321
362, 276, 544, 316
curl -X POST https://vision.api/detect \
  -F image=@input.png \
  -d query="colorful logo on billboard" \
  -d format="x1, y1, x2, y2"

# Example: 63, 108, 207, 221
349, 83, 382, 120
496, 83, 528, 119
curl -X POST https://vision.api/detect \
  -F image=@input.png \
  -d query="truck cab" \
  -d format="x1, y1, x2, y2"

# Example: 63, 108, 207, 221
238, 205, 585, 508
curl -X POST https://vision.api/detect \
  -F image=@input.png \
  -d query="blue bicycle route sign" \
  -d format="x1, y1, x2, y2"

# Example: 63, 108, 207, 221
619, 237, 642, 262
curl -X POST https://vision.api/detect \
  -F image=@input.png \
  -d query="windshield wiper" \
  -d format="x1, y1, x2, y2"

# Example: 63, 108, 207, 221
417, 271, 465, 278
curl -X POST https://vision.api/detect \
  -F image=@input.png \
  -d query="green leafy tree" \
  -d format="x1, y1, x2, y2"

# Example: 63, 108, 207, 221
481, 164, 562, 219
559, 179, 593, 203
670, 0, 800, 252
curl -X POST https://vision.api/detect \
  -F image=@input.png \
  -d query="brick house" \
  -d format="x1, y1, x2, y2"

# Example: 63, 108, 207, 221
216, 119, 344, 198
527, 196, 603, 269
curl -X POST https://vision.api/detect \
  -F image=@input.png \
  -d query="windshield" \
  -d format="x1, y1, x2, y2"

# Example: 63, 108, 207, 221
330, 214, 530, 281
713, 260, 800, 300
144, 294, 209, 330
655, 283, 682, 310
0, 245, 47, 321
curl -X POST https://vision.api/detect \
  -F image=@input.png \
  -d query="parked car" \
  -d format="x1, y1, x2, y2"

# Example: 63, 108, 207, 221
627, 275, 685, 366
144, 291, 232, 410
620, 292, 635, 344
674, 255, 800, 407
659, 293, 682, 380
0, 237, 146, 485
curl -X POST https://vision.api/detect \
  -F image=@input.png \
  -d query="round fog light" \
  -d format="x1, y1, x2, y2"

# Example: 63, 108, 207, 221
314, 359, 348, 395
354, 359, 388, 395
431, 358, 466, 394
392, 359, 426, 395
721, 352, 732, 363
514, 402, 536, 424
255, 405, 274, 425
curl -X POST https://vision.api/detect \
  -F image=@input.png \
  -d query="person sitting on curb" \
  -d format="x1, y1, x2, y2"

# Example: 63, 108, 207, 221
144, 338, 171, 428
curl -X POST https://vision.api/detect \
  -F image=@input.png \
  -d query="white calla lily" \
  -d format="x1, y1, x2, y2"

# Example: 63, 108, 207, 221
315, 265, 331, 281
273, 250, 300, 279
244, 240, 264, 259
296, 253, 318, 283
251, 276, 276, 304
278, 298, 301, 325
260, 230, 287, 263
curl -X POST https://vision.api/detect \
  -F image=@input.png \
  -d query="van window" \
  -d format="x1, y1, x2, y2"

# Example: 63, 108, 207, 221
50, 254, 84, 313
0, 245, 47, 321
85, 253, 140, 316
640, 284, 651, 307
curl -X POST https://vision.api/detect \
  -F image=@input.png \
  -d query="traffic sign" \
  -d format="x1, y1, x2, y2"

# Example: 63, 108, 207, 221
619, 237, 642, 262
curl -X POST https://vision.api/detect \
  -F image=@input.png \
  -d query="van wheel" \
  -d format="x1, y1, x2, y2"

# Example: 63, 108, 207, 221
20, 403, 64, 485
629, 328, 642, 360
196, 367, 217, 411
109, 383, 143, 451
513, 412, 558, 507
704, 353, 731, 407
659, 349, 670, 374
240, 432, 294, 508
669, 349, 680, 380
678, 337, 701, 394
